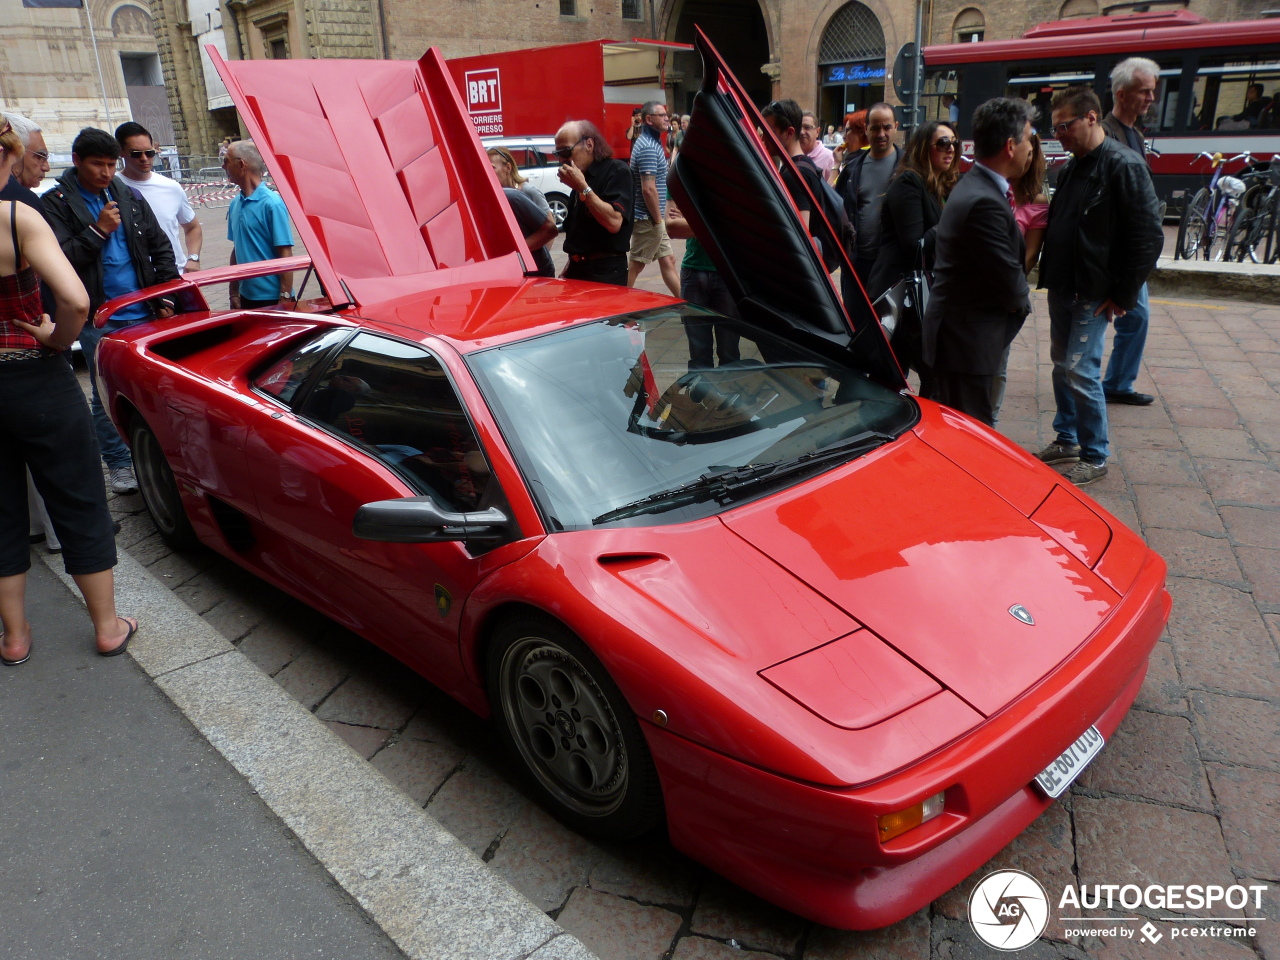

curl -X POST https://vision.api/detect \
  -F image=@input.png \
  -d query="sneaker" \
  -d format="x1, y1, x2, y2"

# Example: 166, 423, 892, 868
108, 465, 138, 495
1105, 389, 1154, 406
1036, 441, 1082, 465
1065, 460, 1108, 486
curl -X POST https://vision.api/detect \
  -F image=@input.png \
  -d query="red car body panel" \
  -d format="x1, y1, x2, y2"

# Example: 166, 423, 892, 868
90, 38, 1174, 929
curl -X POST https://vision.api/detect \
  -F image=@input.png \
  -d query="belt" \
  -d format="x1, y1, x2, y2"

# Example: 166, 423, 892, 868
0, 348, 54, 362
568, 251, 626, 263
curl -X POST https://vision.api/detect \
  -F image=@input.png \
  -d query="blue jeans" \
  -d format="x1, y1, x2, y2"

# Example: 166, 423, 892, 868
1049, 291, 1110, 465
78, 318, 139, 469
1102, 282, 1149, 394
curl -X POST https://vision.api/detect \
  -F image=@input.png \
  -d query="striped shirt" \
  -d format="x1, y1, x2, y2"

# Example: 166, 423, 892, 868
630, 125, 668, 221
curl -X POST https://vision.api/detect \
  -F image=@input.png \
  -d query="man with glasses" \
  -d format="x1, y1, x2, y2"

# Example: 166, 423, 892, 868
115, 122, 202, 275
626, 101, 680, 294
555, 120, 633, 286
1099, 57, 1160, 407
1, 113, 50, 212
43, 126, 179, 495
834, 102, 900, 303
799, 112, 835, 178
1036, 86, 1163, 486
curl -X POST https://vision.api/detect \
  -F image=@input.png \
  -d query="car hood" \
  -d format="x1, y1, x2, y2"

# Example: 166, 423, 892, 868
669, 31, 905, 390
210, 48, 532, 311
721, 433, 1121, 718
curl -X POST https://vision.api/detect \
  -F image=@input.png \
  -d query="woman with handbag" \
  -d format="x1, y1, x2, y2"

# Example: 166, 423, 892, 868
866, 121, 960, 393
0, 121, 136, 665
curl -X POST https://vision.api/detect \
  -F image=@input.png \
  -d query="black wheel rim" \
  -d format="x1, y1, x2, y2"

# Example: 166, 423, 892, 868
134, 427, 183, 537
498, 636, 628, 817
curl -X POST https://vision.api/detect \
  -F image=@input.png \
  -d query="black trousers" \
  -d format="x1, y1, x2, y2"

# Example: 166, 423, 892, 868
0, 354, 117, 576
564, 255, 628, 286
929, 370, 997, 426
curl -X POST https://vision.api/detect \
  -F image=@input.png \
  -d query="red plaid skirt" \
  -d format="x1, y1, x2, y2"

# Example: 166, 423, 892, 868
0, 266, 42, 349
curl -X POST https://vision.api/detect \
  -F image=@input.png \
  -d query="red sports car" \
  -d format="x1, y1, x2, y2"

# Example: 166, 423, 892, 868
95, 38, 1169, 929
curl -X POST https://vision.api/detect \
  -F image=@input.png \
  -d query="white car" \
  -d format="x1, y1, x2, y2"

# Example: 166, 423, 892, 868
482, 135, 572, 229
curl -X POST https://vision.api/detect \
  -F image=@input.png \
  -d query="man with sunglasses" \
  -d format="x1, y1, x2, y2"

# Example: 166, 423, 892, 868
555, 121, 633, 285
116, 122, 203, 274
1036, 86, 1162, 486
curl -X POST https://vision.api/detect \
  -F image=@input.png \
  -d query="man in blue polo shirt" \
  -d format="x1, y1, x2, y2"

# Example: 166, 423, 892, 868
222, 140, 296, 309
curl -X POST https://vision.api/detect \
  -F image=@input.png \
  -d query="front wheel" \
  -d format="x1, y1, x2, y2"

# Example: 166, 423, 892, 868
1207, 199, 1235, 262
131, 418, 199, 550
1175, 187, 1210, 260
487, 615, 662, 840
545, 193, 570, 231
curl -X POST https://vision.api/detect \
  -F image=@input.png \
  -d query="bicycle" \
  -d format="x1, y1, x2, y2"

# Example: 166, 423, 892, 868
1175, 151, 1252, 261
1224, 155, 1280, 264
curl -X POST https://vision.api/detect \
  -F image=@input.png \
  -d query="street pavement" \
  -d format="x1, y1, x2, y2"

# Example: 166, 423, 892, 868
44, 205, 1280, 958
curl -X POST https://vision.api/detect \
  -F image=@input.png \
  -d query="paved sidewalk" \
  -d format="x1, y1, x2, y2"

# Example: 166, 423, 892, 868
75, 208, 1280, 959
0, 560, 405, 960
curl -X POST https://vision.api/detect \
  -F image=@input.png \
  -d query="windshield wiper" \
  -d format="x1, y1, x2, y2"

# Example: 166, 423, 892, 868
591, 430, 895, 525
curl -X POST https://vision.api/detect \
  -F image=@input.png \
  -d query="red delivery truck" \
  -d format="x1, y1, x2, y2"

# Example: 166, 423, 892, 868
447, 39, 692, 159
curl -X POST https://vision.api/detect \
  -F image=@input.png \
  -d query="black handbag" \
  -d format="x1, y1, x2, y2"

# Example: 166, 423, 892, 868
874, 238, 931, 351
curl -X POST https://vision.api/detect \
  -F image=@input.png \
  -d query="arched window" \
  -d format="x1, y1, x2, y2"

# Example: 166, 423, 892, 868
1059, 0, 1099, 18
952, 7, 985, 43
819, 2, 885, 65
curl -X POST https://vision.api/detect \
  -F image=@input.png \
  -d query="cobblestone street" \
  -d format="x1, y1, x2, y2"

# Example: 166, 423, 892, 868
83, 207, 1280, 959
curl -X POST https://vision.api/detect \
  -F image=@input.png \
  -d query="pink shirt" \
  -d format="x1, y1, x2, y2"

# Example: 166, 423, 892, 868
806, 142, 835, 175
1014, 202, 1048, 237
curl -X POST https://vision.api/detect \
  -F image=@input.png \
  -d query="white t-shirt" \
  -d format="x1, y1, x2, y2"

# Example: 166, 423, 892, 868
119, 171, 196, 271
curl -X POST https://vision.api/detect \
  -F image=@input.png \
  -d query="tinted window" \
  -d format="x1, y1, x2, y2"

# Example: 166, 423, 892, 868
469, 307, 917, 531
1191, 56, 1280, 131
299, 333, 493, 512
253, 328, 352, 405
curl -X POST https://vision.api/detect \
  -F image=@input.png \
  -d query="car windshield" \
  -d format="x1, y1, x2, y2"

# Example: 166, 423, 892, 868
468, 306, 917, 530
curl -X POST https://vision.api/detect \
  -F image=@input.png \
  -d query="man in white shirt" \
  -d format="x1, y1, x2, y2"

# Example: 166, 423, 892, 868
114, 122, 203, 273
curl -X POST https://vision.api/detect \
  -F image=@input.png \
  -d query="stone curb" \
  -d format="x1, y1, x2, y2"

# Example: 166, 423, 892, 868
1148, 258, 1280, 305
40, 548, 598, 960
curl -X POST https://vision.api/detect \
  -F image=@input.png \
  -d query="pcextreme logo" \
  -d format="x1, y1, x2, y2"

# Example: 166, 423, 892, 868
968, 872, 1270, 951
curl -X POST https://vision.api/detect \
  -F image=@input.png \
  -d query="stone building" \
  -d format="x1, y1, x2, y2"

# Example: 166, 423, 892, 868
0, 0, 173, 153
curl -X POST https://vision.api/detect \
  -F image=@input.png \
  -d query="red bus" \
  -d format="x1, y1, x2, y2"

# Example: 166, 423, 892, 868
921, 10, 1280, 211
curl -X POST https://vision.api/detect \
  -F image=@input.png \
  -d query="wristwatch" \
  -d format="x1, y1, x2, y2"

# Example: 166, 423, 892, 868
186, 254, 200, 262
580, 186, 594, 200
282, 290, 297, 299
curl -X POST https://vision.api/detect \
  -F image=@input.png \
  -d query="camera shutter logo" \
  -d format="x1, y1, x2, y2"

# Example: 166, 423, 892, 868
968, 869, 1049, 950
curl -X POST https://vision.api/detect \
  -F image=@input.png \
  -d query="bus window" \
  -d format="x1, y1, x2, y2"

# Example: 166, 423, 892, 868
1100, 65, 1182, 135
923, 68, 959, 125
1004, 64, 1096, 132
1191, 56, 1280, 131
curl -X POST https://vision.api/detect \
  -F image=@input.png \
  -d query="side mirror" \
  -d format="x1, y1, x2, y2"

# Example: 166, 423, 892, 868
353, 497, 509, 544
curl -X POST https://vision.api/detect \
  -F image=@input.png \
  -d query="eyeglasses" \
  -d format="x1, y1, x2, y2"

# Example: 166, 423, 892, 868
30, 151, 49, 162
932, 137, 957, 150
130, 149, 158, 159
1050, 116, 1085, 138
553, 139, 587, 160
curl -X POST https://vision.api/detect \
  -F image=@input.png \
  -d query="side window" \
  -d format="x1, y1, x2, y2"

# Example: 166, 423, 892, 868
1190, 57, 1280, 132
253, 328, 352, 405
297, 333, 493, 512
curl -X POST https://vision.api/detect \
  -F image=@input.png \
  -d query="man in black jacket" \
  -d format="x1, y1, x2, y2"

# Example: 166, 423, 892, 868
42, 127, 178, 494
834, 102, 900, 303
921, 97, 1035, 426
1036, 87, 1163, 486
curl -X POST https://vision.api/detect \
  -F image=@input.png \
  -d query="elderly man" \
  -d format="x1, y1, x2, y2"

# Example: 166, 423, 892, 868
627, 101, 680, 294
1037, 86, 1163, 486
223, 140, 296, 309
116, 121, 203, 274
555, 120, 633, 286
1, 113, 50, 211
43, 126, 179, 494
1099, 57, 1159, 406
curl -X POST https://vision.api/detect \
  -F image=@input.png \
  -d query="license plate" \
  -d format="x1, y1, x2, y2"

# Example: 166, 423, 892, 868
1034, 725, 1105, 798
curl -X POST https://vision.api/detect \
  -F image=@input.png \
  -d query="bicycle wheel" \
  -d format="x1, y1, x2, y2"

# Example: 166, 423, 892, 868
1266, 192, 1280, 264
1227, 185, 1267, 263
1208, 199, 1235, 261
1176, 187, 1210, 260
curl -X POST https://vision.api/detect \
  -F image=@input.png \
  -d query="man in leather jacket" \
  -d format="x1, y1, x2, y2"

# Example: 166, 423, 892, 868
42, 126, 178, 494
1036, 87, 1163, 487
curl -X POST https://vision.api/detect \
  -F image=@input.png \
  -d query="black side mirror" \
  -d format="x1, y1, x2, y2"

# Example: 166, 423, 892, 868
353, 497, 509, 544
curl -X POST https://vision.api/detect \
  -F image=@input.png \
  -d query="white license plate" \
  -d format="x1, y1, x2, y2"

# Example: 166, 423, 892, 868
1034, 725, 1105, 798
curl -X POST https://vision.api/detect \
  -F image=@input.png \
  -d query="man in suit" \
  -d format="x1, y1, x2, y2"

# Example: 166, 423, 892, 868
921, 98, 1036, 425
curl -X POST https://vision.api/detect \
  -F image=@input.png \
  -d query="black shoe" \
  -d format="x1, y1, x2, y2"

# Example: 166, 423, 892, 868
1105, 390, 1154, 406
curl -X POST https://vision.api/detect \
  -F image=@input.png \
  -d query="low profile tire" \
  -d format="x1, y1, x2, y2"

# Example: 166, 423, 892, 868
487, 614, 663, 840
131, 419, 199, 550
545, 193, 570, 231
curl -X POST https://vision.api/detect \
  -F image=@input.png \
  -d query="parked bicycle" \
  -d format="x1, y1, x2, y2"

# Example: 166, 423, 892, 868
1175, 151, 1253, 261
1224, 155, 1280, 264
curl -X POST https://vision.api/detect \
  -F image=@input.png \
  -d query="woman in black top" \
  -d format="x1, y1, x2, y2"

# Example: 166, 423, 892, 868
867, 121, 959, 393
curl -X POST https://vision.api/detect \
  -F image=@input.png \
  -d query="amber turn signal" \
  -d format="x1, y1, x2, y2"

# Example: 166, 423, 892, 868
877, 792, 945, 844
